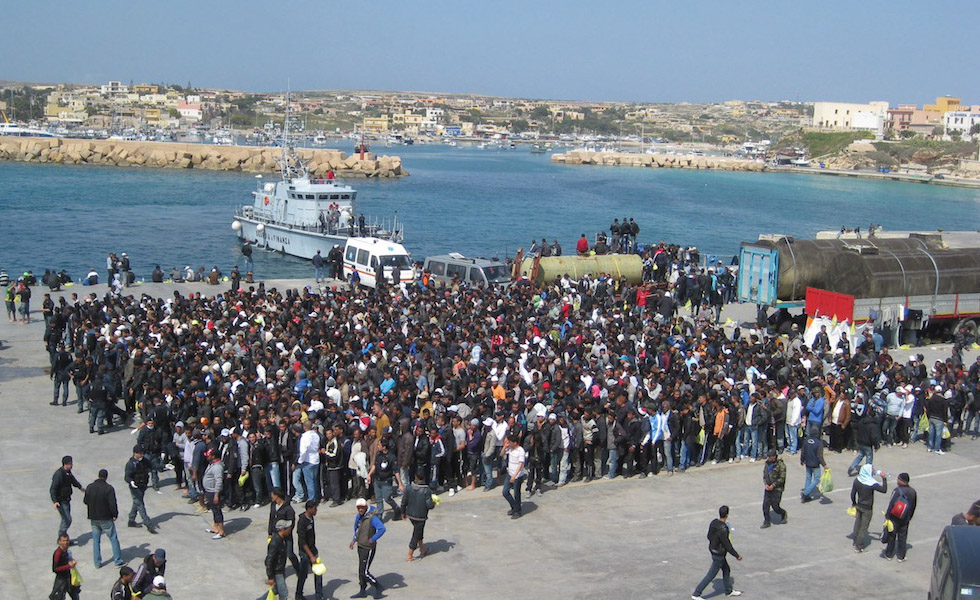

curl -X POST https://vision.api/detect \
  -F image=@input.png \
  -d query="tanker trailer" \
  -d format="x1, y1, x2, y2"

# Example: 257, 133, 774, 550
737, 231, 980, 343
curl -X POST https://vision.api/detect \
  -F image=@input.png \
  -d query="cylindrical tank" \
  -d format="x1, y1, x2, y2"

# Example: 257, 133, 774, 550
520, 254, 643, 284
760, 235, 980, 300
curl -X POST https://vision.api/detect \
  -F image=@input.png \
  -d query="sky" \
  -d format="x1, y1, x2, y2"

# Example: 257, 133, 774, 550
2, 0, 976, 104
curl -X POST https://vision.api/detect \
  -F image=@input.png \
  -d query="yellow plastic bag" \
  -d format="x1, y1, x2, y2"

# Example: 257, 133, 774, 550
311, 558, 327, 576
266, 586, 277, 600
818, 469, 834, 494
846, 505, 857, 517
883, 518, 895, 532
942, 426, 951, 440
70, 566, 83, 587
238, 471, 250, 486
696, 428, 706, 446
918, 413, 928, 432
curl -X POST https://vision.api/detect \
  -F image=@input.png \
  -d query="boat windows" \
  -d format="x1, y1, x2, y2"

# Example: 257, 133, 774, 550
378, 255, 412, 269
317, 194, 329, 200
427, 261, 446, 277
345, 246, 357, 262
305, 194, 315, 200
356, 249, 370, 266
446, 264, 467, 279
330, 194, 340, 200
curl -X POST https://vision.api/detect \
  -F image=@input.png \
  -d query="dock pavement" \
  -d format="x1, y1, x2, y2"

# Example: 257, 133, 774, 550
0, 278, 977, 599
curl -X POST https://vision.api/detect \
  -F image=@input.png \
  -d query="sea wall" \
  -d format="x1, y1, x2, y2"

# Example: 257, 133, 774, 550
0, 137, 406, 177
552, 150, 765, 172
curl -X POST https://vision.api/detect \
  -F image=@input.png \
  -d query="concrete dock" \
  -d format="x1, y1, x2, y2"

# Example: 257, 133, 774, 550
1, 279, 977, 600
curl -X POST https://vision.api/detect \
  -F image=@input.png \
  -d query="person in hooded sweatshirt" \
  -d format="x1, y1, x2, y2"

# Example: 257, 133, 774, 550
850, 464, 888, 552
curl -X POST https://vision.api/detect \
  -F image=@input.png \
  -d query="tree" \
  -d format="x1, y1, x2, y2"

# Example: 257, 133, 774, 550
168, 108, 180, 118
970, 123, 980, 136
530, 106, 551, 120
899, 129, 917, 139
510, 119, 529, 133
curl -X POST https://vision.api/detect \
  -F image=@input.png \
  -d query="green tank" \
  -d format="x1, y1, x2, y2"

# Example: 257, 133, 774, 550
519, 254, 644, 284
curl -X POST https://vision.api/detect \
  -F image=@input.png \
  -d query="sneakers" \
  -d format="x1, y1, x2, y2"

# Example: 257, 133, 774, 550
212, 533, 224, 540
854, 547, 865, 553
692, 596, 706, 600
448, 489, 455, 497
749, 458, 757, 463
937, 450, 945, 455
727, 592, 743, 597
127, 521, 142, 528
781, 513, 788, 524
898, 558, 906, 562
760, 522, 771, 529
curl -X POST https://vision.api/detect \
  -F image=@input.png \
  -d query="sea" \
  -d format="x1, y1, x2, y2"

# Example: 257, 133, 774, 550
2, 143, 979, 281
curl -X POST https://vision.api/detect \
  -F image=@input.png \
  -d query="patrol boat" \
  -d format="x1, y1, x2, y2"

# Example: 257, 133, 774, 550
231, 148, 403, 261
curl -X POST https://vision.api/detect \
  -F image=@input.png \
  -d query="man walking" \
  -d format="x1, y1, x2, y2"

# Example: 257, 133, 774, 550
124, 445, 157, 534
83, 468, 124, 567
883, 473, 917, 562
313, 250, 325, 283
502, 434, 527, 518
296, 501, 324, 600
349, 498, 386, 599
401, 472, 436, 562
800, 431, 828, 503
266, 519, 292, 600
692, 505, 743, 600
761, 449, 787, 528
51, 455, 85, 541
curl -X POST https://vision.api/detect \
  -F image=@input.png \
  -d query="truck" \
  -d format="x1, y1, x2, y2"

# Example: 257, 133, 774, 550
737, 230, 980, 345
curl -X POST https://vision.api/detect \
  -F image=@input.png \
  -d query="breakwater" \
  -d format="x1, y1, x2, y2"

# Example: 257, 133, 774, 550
0, 136, 406, 177
552, 150, 765, 171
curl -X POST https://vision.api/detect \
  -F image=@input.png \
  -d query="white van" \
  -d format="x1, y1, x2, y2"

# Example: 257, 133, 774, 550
342, 237, 414, 288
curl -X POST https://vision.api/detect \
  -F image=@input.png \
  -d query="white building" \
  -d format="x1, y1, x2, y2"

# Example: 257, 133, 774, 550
177, 101, 203, 121
812, 101, 889, 137
425, 107, 445, 122
100, 81, 129, 96
944, 111, 980, 136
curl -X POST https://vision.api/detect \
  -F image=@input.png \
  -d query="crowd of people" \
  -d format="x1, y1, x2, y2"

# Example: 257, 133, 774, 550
30, 243, 980, 598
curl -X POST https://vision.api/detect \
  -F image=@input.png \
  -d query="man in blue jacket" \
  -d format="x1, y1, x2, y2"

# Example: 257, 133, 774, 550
349, 498, 386, 599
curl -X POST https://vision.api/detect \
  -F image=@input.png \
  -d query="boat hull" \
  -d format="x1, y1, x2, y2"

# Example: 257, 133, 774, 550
236, 218, 347, 260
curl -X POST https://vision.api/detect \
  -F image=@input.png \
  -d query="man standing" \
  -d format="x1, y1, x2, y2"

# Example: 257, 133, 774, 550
266, 519, 292, 600
692, 505, 743, 600
401, 472, 436, 562
50, 343, 73, 406
502, 434, 527, 518
83, 468, 123, 567
124, 445, 157, 534
349, 498, 386, 599
883, 473, 917, 562
51, 455, 85, 541
242, 240, 253, 273
313, 250, 325, 284
202, 449, 225, 539
296, 501, 324, 600
800, 431, 829, 503
761, 449, 787, 528
366, 438, 401, 521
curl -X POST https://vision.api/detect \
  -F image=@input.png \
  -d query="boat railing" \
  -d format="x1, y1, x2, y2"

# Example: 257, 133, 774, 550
237, 206, 403, 242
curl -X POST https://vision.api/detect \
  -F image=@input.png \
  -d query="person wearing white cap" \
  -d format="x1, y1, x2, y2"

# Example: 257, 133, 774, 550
349, 498, 386, 598
145, 575, 171, 598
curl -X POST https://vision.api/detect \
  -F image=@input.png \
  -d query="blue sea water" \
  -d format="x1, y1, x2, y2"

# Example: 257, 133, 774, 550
1, 144, 979, 280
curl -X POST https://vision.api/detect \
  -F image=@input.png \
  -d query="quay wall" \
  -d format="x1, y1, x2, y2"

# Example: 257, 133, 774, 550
0, 137, 407, 177
552, 150, 765, 171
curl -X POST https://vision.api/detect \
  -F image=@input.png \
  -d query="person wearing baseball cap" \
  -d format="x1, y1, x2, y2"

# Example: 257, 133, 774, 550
132, 548, 166, 596
266, 519, 293, 600
349, 498, 386, 598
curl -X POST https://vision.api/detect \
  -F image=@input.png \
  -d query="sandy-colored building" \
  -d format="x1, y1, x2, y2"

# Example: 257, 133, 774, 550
924, 96, 964, 113
812, 101, 889, 136
362, 115, 389, 133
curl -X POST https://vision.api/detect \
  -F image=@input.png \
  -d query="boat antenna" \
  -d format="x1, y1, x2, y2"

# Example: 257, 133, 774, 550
281, 83, 290, 180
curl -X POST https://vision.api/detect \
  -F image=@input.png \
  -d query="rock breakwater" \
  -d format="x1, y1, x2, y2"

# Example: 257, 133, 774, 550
552, 150, 764, 172
0, 137, 406, 177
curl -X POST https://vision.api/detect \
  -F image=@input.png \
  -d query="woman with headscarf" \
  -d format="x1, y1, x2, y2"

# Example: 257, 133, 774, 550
850, 464, 888, 552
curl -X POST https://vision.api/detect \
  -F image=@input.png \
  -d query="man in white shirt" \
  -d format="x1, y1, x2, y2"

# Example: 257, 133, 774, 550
297, 422, 321, 503
501, 435, 526, 518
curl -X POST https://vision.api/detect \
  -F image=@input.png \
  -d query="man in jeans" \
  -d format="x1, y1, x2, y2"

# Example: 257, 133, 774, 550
848, 402, 877, 475
800, 431, 828, 502
50, 455, 85, 541
692, 505, 743, 599
501, 434, 527, 518
925, 387, 948, 454
83, 469, 124, 567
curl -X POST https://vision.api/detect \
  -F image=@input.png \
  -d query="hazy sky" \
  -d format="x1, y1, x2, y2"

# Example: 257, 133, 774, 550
3, 0, 974, 104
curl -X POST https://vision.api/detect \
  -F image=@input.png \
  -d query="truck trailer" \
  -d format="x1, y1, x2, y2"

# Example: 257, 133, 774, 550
737, 230, 980, 344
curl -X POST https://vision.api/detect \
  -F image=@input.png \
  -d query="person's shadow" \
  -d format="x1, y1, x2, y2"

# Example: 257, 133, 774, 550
321, 577, 352, 600
420, 539, 455, 557
119, 542, 150, 564
375, 572, 406, 595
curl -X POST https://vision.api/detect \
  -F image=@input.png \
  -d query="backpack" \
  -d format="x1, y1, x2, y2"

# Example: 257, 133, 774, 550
889, 491, 910, 520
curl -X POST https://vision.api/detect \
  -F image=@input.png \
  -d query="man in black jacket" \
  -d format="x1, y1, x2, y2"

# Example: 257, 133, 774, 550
50, 455, 85, 541
266, 519, 292, 600
692, 505, 743, 599
84, 469, 123, 567
296, 501, 323, 600
267, 488, 301, 574
401, 472, 436, 562
124, 445, 157, 533
884, 473, 917, 562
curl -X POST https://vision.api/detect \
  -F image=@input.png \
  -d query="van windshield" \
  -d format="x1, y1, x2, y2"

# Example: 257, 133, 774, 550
483, 265, 510, 281
378, 255, 411, 268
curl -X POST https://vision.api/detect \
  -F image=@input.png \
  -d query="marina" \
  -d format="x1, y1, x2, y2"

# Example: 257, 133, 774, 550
1, 144, 979, 281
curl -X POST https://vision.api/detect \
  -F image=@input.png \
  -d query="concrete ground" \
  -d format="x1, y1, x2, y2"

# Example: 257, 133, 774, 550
1, 279, 976, 600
